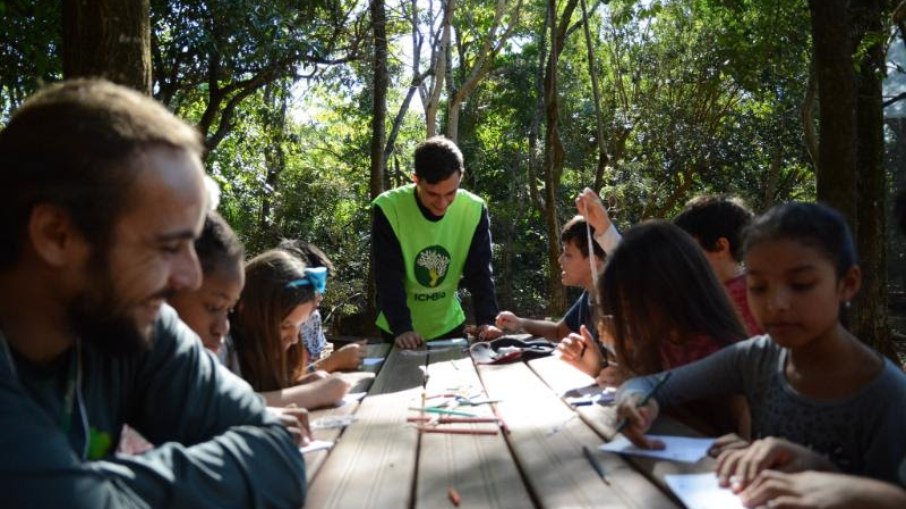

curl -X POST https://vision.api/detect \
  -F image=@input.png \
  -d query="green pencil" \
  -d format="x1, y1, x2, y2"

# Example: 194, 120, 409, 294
408, 407, 478, 417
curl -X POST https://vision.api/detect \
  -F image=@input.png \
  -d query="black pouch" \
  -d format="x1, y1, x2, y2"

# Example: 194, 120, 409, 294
469, 335, 556, 364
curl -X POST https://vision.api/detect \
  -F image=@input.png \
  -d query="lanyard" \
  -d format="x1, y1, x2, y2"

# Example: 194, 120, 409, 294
0, 331, 89, 459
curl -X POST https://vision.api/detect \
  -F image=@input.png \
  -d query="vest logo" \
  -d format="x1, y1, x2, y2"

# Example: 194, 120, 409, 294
415, 245, 451, 288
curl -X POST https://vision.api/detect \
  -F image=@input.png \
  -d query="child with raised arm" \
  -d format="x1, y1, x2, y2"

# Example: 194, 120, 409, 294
673, 195, 763, 336
226, 249, 350, 409
495, 216, 605, 341
278, 239, 366, 372
557, 221, 747, 387
615, 202, 906, 486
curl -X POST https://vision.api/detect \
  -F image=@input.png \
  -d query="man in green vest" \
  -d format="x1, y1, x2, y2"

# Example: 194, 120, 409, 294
372, 136, 502, 348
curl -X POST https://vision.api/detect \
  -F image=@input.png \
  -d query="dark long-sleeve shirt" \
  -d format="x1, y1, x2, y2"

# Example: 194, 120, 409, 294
372, 191, 499, 336
0, 305, 306, 508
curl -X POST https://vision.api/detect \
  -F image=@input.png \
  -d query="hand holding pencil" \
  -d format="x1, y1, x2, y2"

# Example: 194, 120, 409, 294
614, 372, 671, 449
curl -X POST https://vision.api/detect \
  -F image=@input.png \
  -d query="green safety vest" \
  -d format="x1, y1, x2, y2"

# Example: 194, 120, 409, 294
374, 183, 484, 340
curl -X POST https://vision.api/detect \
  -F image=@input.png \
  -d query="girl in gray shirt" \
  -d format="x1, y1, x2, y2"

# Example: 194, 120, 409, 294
616, 202, 906, 486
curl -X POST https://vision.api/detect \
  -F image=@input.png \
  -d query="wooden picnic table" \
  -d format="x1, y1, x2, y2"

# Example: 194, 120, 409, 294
304, 339, 717, 508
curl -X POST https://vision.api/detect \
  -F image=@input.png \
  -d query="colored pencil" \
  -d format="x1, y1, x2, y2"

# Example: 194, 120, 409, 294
417, 426, 498, 436
582, 445, 610, 485
408, 407, 477, 417
407, 416, 500, 423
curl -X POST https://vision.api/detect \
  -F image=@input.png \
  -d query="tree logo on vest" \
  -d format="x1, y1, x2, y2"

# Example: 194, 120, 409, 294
415, 246, 451, 288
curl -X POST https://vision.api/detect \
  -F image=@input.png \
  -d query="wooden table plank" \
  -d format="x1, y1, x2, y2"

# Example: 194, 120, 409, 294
415, 347, 535, 508
304, 342, 392, 482
527, 356, 716, 495
305, 346, 428, 508
478, 361, 680, 509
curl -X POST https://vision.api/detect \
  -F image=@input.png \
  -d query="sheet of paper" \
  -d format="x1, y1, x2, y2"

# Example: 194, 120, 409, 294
361, 357, 384, 367
664, 473, 746, 509
426, 338, 468, 348
335, 391, 367, 407
311, 415, 357, 430
300, 439, 334, 454
599, 435, 715, 463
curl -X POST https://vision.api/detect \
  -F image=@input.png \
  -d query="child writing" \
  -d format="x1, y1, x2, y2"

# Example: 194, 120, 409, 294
615, 202, 906, 486
226, 249, 350, 409
673, 195, 763, 336
495, 216, 605, 341
278, 239, 366, 372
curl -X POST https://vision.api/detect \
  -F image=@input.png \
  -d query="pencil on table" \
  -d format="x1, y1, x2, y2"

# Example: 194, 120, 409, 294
416, 426, 499, 435
448, 486, 461, 506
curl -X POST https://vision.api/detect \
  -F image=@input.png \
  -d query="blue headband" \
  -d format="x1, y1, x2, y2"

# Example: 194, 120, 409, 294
285, 267, 328, 294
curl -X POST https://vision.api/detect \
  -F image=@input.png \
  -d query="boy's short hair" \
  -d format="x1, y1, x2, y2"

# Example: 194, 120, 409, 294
413, 136, 464, 184
561, 215, 605, 258
673, 195, 754, 262
0, 79, 204, 268
278, 239, 335, 275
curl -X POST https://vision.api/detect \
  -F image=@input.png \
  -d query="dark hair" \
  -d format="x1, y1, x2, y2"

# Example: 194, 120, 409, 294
743, 202, 857, 278
673, 195, 754, 262
560, 215, 605, 259
413, 136, 464, 184
278, 239, 335, 274
230, 249, 314, 391
600, 221, 746, 375
196, 211, 245, 276
0, 79, 204, 269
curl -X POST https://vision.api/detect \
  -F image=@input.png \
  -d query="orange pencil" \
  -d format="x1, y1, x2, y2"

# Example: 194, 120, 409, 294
448, 486, 461, 506
416, 426, 499, 435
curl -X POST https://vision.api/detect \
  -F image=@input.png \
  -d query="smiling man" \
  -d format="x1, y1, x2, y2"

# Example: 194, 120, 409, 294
0, 80, 305, 508
372, 136, 501, 348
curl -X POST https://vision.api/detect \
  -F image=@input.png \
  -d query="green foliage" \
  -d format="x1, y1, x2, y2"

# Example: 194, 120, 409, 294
0, 0, 825, 330
0, 0, 61, 120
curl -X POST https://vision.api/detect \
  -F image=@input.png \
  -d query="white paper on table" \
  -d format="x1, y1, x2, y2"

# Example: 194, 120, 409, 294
426, 338, 468, 348
599, 435, 715, 463
311, 415, 357, 430
340, 391, 367, 405
664, 473, 746, 509
299, 440, 334, 454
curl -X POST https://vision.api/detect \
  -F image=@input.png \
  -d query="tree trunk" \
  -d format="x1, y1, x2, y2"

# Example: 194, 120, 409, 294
808, 0, 857, 225
540, 0, 580, 316
425, 0, 455, 137
850, 0, 893, 358
62, 0, 151, 94
368, 0, 389, 330
579, 0, 609, 190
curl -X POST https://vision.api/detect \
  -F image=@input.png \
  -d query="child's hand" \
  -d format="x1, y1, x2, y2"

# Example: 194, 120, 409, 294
475, 324, 504, 341
739, 470, 906, 509
595, 363, 629, 387
322, 341, 367, 372
267, 406, 312, 446
394, 331, 423, 349
708, 433, 749, 458
716, 437, 837, 492
495, 311, 523, 332
555, 325, 602, 377
575, 187, 612, 234
614, 393, 662, 449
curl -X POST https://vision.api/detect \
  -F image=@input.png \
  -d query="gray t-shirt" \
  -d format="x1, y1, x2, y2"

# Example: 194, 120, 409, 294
619, 335, 906, 484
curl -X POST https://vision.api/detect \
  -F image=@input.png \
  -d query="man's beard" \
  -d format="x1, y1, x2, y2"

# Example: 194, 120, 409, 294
67, 249, 167, 356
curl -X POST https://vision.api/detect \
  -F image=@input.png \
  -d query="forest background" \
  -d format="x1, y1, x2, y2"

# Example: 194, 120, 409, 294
2, 0, 905, 358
